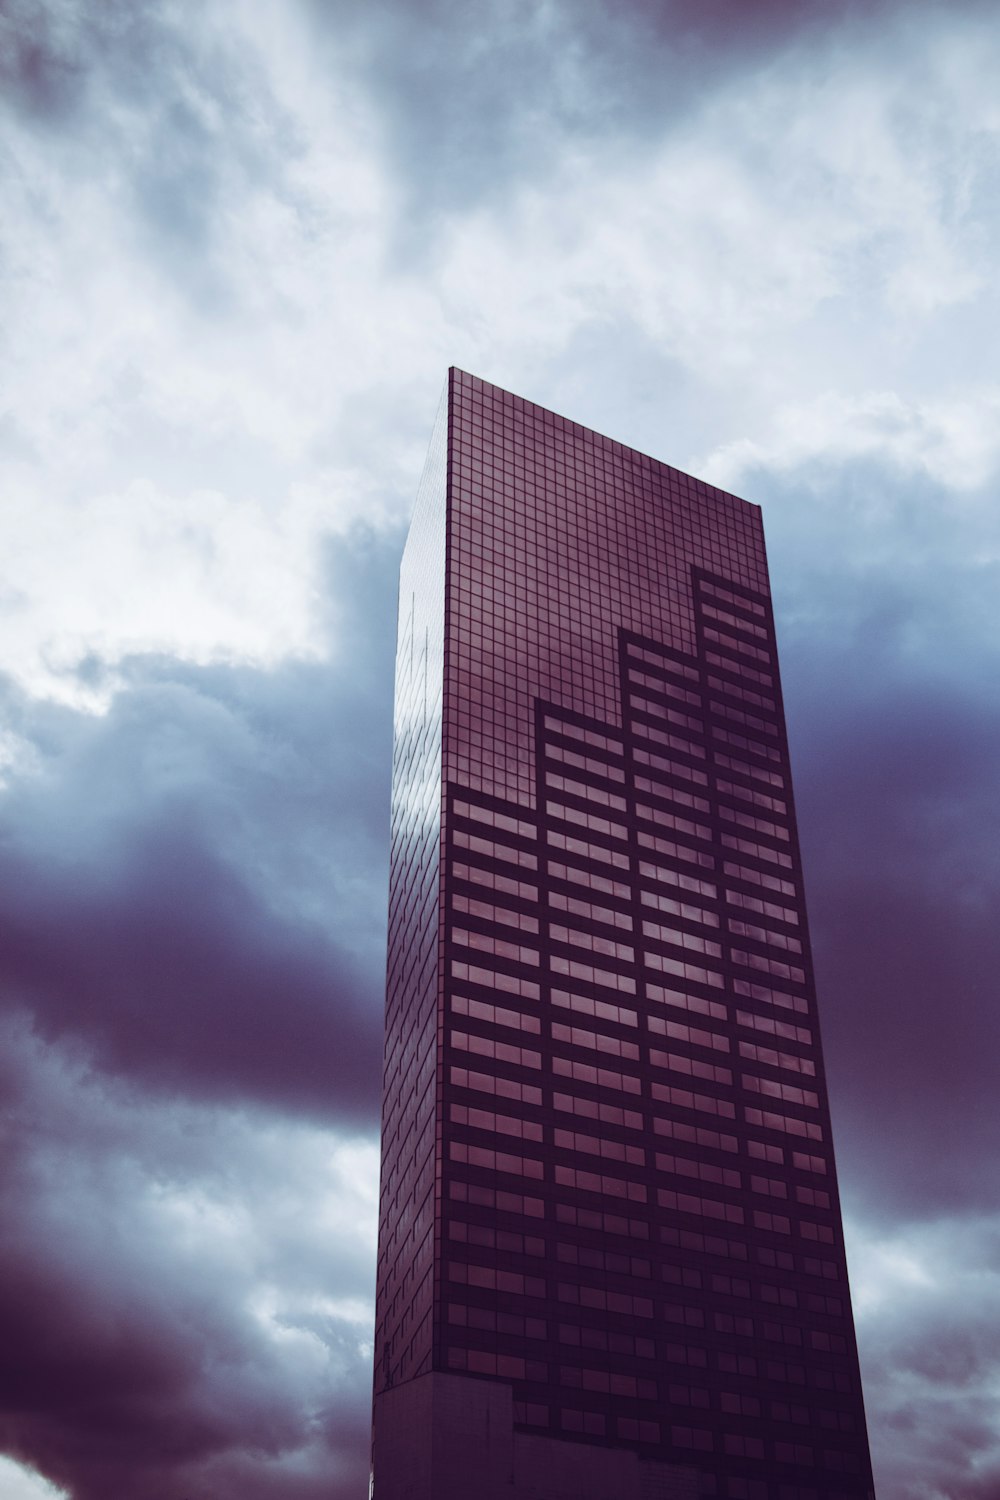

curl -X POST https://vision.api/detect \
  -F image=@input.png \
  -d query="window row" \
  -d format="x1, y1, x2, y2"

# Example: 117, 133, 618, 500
453, 799, 536, 839
545, 740, 626, 782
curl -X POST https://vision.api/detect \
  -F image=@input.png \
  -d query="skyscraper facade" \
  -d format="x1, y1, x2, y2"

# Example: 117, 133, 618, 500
372, 370, 875, 1500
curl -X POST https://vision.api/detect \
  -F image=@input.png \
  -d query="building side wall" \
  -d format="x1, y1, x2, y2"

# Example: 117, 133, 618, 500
373, 386, 449, 1399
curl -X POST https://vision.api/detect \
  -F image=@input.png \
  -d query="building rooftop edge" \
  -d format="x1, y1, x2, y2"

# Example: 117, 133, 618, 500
447, 365, 762, 517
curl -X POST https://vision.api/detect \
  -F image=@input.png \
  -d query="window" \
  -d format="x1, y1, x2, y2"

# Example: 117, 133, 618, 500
451, 1103, 543, 1142
555, 1164, 646, 1202
454, 862, 538, 901
740, 1040, 815, 1076
651, 1049, 731, 1085
743, 1074, 819, 1109
451, 992, 540, 1032
654, 1116, 737, 1152
554, 1091, 642, 1129
450, 962, 540, 998
659, 1189, 744, 1224
452, 928, 540, 967
552, 989, 637, 1027
450, 1067, 542, 1105
550, 878, 631, 917
553, 1053, 641, 1093
650, 1016, 730, 1053
658, 1153, 740, 1188
453, 894, 540, 933
454, 801, 536, 839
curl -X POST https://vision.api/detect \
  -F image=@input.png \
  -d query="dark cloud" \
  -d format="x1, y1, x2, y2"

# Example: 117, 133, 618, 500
0, 530, 398, 1124
0, 1015, 374, 1500
0, 806, 378, 1120
0, 528, 397, 1497
713, 454, 1000, 1497
752, 460, 1000, 1224
801, 677, 1000, 1213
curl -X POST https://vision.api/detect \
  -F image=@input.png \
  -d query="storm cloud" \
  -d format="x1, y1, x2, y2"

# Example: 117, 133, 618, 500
1, 0, 999, 1496
0, 530, 396, 1496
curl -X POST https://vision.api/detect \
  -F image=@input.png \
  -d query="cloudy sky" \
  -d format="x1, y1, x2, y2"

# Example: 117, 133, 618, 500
1, 0, 999, 1496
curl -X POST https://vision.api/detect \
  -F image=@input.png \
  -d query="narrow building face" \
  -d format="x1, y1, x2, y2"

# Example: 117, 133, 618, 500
372, 370, 875, 1500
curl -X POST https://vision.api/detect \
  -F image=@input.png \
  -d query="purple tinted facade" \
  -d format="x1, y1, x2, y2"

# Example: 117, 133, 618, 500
372, 370, 875, 1500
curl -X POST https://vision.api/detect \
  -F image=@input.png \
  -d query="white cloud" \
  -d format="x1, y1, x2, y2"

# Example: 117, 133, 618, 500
0, 2, 415, 707
2, 476, 340, 708
847, 1212, 1000, 1500
0, 1459, 70, 1500
4, 2, 1000, 711
847, 1214, 941, 1316
699, 387, 1000, 494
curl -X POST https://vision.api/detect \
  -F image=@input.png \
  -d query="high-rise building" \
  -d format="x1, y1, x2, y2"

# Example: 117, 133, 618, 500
372, 370, 875, 1500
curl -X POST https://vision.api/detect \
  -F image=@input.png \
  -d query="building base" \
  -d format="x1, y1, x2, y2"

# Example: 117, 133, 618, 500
372, 1371, 700, 1500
